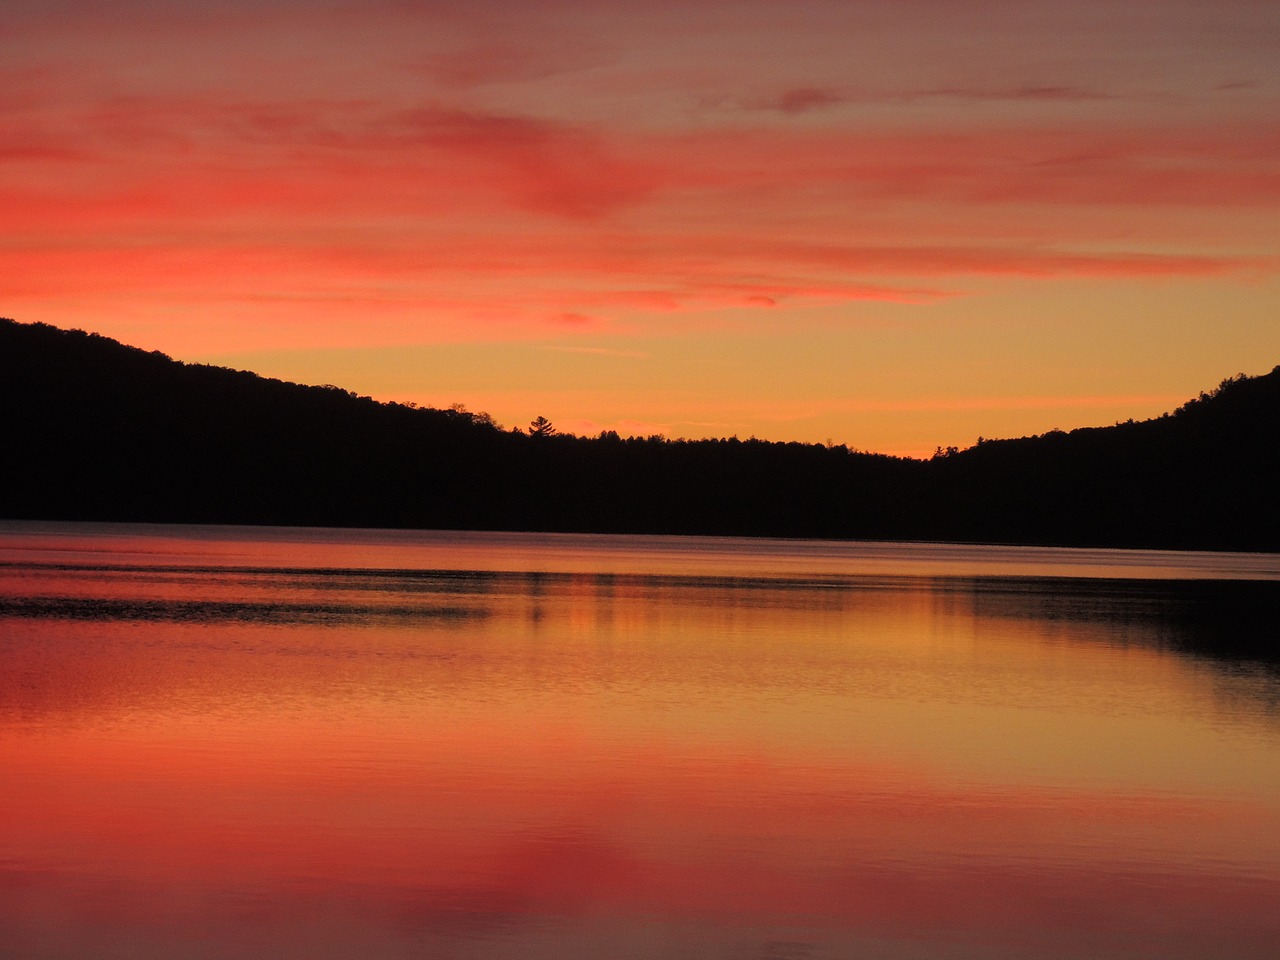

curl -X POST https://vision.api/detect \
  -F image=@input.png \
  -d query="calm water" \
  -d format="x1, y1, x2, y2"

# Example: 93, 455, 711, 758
2, 521, 1279, 959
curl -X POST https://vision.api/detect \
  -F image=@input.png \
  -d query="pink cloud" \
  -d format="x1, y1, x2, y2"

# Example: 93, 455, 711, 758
747, 83, 1114, 116
771, 86, 847, 114
13, 90, 1279, 229
3, 73, 1276, 353
415, 40, 612, 89
654, 124, 1280, 210
911, 84, 1116, 102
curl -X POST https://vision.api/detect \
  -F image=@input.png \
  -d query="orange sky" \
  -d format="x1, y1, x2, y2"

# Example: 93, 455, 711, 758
3, 0, 1278, 455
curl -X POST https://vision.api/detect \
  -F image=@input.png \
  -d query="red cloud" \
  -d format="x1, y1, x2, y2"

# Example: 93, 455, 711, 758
416, 40, 611, 89
2, 82, 1276, 346
772, 86, 846, 114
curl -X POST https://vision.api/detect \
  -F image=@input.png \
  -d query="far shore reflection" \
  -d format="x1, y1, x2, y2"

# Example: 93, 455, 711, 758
2, 523, 1278, 960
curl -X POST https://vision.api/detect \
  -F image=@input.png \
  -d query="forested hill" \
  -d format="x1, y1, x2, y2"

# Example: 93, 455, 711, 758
3, 317, 1277, 551
926, 367, 1280, 550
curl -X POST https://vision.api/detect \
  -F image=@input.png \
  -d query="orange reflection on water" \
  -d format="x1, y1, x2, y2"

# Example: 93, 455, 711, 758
2, 525, 1280, 959
4, 712, 1277, 957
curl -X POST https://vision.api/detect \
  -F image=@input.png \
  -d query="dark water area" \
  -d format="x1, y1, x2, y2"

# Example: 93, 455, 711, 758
1, 522, 1278, 959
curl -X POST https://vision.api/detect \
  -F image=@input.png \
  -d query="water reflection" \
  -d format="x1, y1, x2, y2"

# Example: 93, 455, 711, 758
1, 524, 1279, 960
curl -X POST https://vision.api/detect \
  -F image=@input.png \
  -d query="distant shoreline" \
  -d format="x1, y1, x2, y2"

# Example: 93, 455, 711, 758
3, 318, 1278, 553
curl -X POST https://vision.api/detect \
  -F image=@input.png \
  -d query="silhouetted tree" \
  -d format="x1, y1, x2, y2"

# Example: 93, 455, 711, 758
529, 416, 556, 438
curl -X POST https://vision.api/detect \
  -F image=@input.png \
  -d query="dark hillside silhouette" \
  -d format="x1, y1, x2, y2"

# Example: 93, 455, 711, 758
2, 317, 1277, 550
927, 372, 1280, 550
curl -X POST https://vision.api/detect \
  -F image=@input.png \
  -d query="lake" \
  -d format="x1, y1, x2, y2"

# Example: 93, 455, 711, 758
2, 521, 1278, 959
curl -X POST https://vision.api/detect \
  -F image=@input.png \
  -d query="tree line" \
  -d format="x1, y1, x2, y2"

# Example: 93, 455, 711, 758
2, 318, 1277, 551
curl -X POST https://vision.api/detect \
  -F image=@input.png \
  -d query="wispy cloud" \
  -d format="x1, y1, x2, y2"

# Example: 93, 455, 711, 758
538, 345, 649, 359
766, 87, 847, 115
744, 82, 1114, 115
415, 41, 612, 89
908, 84, 1116, 103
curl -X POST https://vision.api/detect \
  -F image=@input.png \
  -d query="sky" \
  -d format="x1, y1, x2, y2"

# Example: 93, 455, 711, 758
3, 0, 1278, 456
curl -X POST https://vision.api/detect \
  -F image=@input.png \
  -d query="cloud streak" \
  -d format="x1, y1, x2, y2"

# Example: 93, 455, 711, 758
2, 0, 1277, 447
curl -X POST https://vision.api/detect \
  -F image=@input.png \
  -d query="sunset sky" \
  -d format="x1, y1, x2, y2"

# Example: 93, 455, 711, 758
4, 0, 1278, 455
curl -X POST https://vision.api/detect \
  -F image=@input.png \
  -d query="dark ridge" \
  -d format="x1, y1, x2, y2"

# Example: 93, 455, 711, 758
2, 317, 1277, 550
926, 368, 1280, 550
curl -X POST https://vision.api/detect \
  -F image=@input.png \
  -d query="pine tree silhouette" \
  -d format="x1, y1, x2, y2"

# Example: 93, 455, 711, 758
529, 416, 556, 438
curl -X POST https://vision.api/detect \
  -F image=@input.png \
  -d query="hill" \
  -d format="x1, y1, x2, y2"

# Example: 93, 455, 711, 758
927, 370, 1280, 550
2, 317, 1277, 550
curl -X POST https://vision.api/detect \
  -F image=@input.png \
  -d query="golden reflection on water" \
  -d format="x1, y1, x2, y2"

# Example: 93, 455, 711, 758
1, 523, 1279, 959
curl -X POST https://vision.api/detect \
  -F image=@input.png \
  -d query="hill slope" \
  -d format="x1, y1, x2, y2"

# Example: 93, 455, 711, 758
2, 318, 1277, 550
928, 370, 1280, 549
0, 319, 917, 536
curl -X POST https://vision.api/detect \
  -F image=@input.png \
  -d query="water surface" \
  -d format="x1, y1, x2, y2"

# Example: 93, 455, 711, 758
2, 522, 1278, 959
